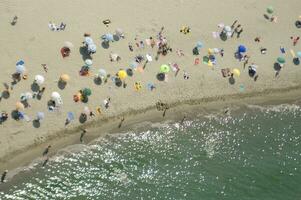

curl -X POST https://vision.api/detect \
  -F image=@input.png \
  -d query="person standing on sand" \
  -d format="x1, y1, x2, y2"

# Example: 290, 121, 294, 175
1, 170, 8, 183
118, 116, 125, 128
42, 157, 49, 167
80, 129, 87, 143
290, 36, 300, 46
42, 145, 51, 156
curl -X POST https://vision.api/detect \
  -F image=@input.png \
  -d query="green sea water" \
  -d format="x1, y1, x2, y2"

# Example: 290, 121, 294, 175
1, 104, 301, 200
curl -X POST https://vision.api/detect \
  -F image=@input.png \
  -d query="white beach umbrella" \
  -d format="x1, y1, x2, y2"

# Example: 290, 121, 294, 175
224, 26, 231, 32
34, 75, 45, 85
64, 41, 74, 48
115, 28, 124, 37
88, 43, 97, 52
146, 54, 153, 62
98, 69, 107, 78
84, 37, 94, 45
85, 59, 93, 66
36, 112, 45, 121
83, 106, 90, 115
51, 92, 61, 101
16, 65, 26, 74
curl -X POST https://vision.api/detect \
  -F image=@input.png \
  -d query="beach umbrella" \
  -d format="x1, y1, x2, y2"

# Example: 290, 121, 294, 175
82, 88, 92, 96
160, 64, 170, 73
20, 92, 32, 101
16, 65, 26, 74
213, 48, 220, 54
67, 112, 75, 121
110, 53, 120, 61
297, 51, 301, 58
88, 43, 97, 52
36, 112, 45, 121
115, 28, 124, 37
60, 74, 70, 82
84, 37, 94, 45
208, 48, 214, 55
196, 41, 203, 49
83, 106, 90, 115
117, 70, 127, 80
64, 41, 74, 48
130, 61, 139, 69
102, 33, 114, 42
34, 75, 45, 85
16, 101, 24, 110
85, 59, 93, 66
224, 26, 231, 32
51, 92, 61, 101
98, 69, 107, 78
238, 45, 246, 53
232, 68, 241, 77
277, 56, 286, 64
146, 54, 152, 62
267, 6, 274, 14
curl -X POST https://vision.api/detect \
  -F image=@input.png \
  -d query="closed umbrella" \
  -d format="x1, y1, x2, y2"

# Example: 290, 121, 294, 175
85, 59, 93, 66
160, 64, 170, 73
117, 70, 127, 79
16, 65, 26, 74
277, 57, 286, 64
82, 88, 92, 96
267, 6, 274, 14
64, 41, 74, 48
98, 69, 107, 78
36, 112, 45, 121
51, 92, 61, 101
16, 101, 24, 110
34, 75, 45, 85
232, 68, 241, 77
84, 37, 94, 45
60, 74, 70, 82
238, 45, 246, 53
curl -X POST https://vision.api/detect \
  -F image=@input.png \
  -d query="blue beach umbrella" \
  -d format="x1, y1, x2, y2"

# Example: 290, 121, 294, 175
67, 112, 75, 121
102, 34, 114, 42
196, 41, 203, 49
238, 45, 246, 53
36, 112, 45, 121
16, 65, 26, 74
297, 51, 301, 58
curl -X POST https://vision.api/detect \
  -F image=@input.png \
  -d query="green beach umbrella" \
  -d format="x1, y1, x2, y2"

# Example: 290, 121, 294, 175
277, 57, 286, 64
82, 88, 92, 96
160, 64, 170, 73
267, 6, 274, 14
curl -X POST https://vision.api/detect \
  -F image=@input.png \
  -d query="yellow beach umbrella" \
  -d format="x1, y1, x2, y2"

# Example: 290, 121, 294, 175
117, 70, 127, 80
60, 74, 70, 82
16, 101, 24, 110
232, 68, 241, 77
208, 48, 214, 55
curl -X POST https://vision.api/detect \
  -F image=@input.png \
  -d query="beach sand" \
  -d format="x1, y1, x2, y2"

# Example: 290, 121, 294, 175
0, 0, 301, 178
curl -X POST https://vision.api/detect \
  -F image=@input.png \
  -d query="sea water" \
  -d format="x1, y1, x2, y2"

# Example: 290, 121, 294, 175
0, 104, 301, 200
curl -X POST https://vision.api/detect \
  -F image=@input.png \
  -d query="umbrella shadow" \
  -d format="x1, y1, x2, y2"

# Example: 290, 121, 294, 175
273, 62, 282, 71
219, 32, 228, 41
113, 34, 120, 41
11, 110, 20, 120
115, 78, 122, 87
228, 77, 235, 85
31, 83, 40, 92
126, 68, 133, 77
47, 100, 56, 108
79, 114, 87, 124
101, 41, 110, 49
293, 58, 300, 65
1, 90, 10, 99
32, 119, 41, 128
79, 46, 92, 61
21, 100, 30, 108
82, 96, 89, 103
94, 77, 102, 85
58, 80, 67, 90
156, 73, 165, 81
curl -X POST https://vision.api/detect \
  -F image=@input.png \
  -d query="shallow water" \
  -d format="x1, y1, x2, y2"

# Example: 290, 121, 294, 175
1, 104, 301, 199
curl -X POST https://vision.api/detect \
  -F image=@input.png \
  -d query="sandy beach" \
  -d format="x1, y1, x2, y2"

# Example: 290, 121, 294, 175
0, 0, 301, 181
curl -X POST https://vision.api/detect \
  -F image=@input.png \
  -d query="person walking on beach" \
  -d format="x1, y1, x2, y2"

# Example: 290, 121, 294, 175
290, 36, 300, 46
42, 145, 51, 156
118, 116, 125, 128
42, 157, 49, 167
237, 28, 243, 38
104, 97, 111, 109
80, 129, 87, 143
1, 170, 8, 183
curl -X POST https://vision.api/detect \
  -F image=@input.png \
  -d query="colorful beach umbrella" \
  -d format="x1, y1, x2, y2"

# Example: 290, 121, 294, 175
238, 45, 247, 53
16, 101, 24, 110
232, 68, 241, 77
34, 75, 45, 85
267, 6, 274, 14
117, 70, 127, 79
277, 56, 286, 64
160, 64, 170, 73
82, 88, 92, 96
60, 74, 70, 82
16, 65, 26, 74
85, 59, 93, 66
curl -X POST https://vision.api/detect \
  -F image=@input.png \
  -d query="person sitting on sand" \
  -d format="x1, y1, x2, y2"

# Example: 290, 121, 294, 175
59, 22, 66, 30
0, 111, 8, 123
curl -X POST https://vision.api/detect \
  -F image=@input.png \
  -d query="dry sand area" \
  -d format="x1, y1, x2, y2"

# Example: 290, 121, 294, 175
0, 0, 301, 172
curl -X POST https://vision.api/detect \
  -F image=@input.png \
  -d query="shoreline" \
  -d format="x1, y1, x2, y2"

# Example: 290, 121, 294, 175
1, 84, 301, 185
